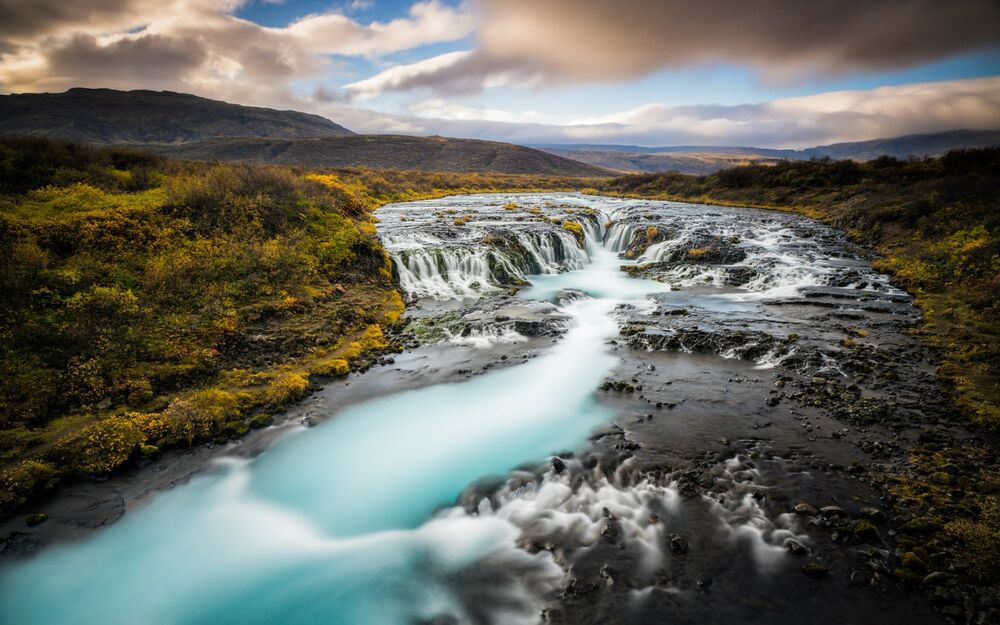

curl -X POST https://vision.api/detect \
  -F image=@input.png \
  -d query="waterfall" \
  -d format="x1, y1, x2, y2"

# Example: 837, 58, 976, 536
388, 228, 595, 299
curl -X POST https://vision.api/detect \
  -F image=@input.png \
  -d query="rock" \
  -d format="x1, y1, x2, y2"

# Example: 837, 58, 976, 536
901, 551, 928, 574
794, 503, 819, 516
853, 519, 879, 542
892, 567, 924, 583
860, 506, 888, 524
551, 457, 566, 474
850, 570, 873, 585
599, 564, 618, 582
668, 533, 689, 554
921, 571, 952, 588
802, 562, 829, 578
786, 539, 809, 556
600, 522, 618, 540
25, 513, 48, 527
820, 505, 846, 518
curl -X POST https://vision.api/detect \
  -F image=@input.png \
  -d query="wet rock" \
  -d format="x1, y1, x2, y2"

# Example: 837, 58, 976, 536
668, 533, 689, 554
600, 522, 618, 541
850, 570, 873, 585
853, 519, 880, 542
860, 506, 888, 524
786, 540, 809, 556
600, 380, 635, 393
901, 551, 928, 574
820, 505, 846, 518
599, 564, 619, 582
551, 457, 566, 474
25, 513, 48, 527
794, 503, 818, 516
921, 571, 953, 588
802, 562, 830, 578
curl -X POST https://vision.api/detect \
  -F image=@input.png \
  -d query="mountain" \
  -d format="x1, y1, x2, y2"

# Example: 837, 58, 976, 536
535, 130, 1000, 174
150, 135, 613, 176
0, 88, 607, 176
0, 88, 353, 144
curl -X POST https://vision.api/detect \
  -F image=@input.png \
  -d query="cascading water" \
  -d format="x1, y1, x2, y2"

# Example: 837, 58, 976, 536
0, 195, 675, 625
0, 193, 935, 625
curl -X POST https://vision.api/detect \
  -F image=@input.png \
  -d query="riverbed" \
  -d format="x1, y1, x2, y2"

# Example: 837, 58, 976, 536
0, 193, 953, 624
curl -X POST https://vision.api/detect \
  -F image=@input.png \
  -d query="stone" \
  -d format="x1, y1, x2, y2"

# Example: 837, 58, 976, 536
668, 533, 689, 554
794, 503, 818, 516
786, 539, 808, 556
802, 562, 829, 578
853, 519, 880, 542
921, 571, 952, 588
860, 506, 888, 524
820, 505, 846, 518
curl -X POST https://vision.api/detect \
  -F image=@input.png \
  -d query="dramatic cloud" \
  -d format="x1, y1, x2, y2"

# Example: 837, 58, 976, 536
337, 76, 1000, 148
0, 0, 474, 100
350, 0, 1000, 98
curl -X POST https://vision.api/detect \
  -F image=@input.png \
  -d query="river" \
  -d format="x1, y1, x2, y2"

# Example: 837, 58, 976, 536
0, 194, 945, 624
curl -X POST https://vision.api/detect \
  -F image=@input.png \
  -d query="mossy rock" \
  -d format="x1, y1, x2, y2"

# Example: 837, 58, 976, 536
892, 567, 925, 583
900, 516, 943, 534
25, 512, 48, 527
802, 562, 829, 578
860, 506, 888, 524
853, 519, 880, 542
901, 551, 929, 574
250, 413, 274, 429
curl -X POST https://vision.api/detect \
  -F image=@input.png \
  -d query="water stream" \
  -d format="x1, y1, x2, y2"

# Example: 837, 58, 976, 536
0, 194, 939, 625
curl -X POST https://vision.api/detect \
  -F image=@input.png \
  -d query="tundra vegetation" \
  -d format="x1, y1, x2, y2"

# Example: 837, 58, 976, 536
0, 137, 586, 516
595, 150, 1000, 583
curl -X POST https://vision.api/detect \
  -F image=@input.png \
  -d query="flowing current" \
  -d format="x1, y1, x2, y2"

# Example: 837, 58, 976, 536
0, 194, 929, 625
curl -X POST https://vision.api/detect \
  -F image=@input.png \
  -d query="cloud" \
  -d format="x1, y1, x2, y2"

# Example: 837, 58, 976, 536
0, 0, 474, 100
350, 0, 1000, 98
333, 76, 1000, 148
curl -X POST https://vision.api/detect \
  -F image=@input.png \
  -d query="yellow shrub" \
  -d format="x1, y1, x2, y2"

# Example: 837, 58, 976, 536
264, 372, 311, 405
311, 358, 350, 377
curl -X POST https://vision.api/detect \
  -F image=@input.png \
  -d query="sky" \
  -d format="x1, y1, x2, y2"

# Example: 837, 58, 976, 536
1, 0, 999, 148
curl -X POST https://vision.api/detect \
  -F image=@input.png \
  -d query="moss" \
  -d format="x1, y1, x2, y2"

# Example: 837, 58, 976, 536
946, 496, 1000, 582
901, 551, 929, 574
853, 519, 880, 542
892, 567, 925, 583
562, 220, 585, 246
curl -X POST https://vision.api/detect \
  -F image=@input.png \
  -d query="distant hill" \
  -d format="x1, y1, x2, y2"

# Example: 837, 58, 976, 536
536, 130, 1000, 173
540, 149, 783, 174
796, 130, 1000, 161
150, 135, 613, 176
0, 88, 353, 144
0, 88, 607, 176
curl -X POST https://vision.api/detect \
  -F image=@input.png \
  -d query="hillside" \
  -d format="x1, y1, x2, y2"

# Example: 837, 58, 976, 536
539, 130, 1000, 173
150, 134, 614, 176
541, 148, 782, 174
0, 88, 354, 145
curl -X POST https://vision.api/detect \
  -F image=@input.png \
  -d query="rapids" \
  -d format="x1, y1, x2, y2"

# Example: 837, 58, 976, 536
0, 194, 942, 625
